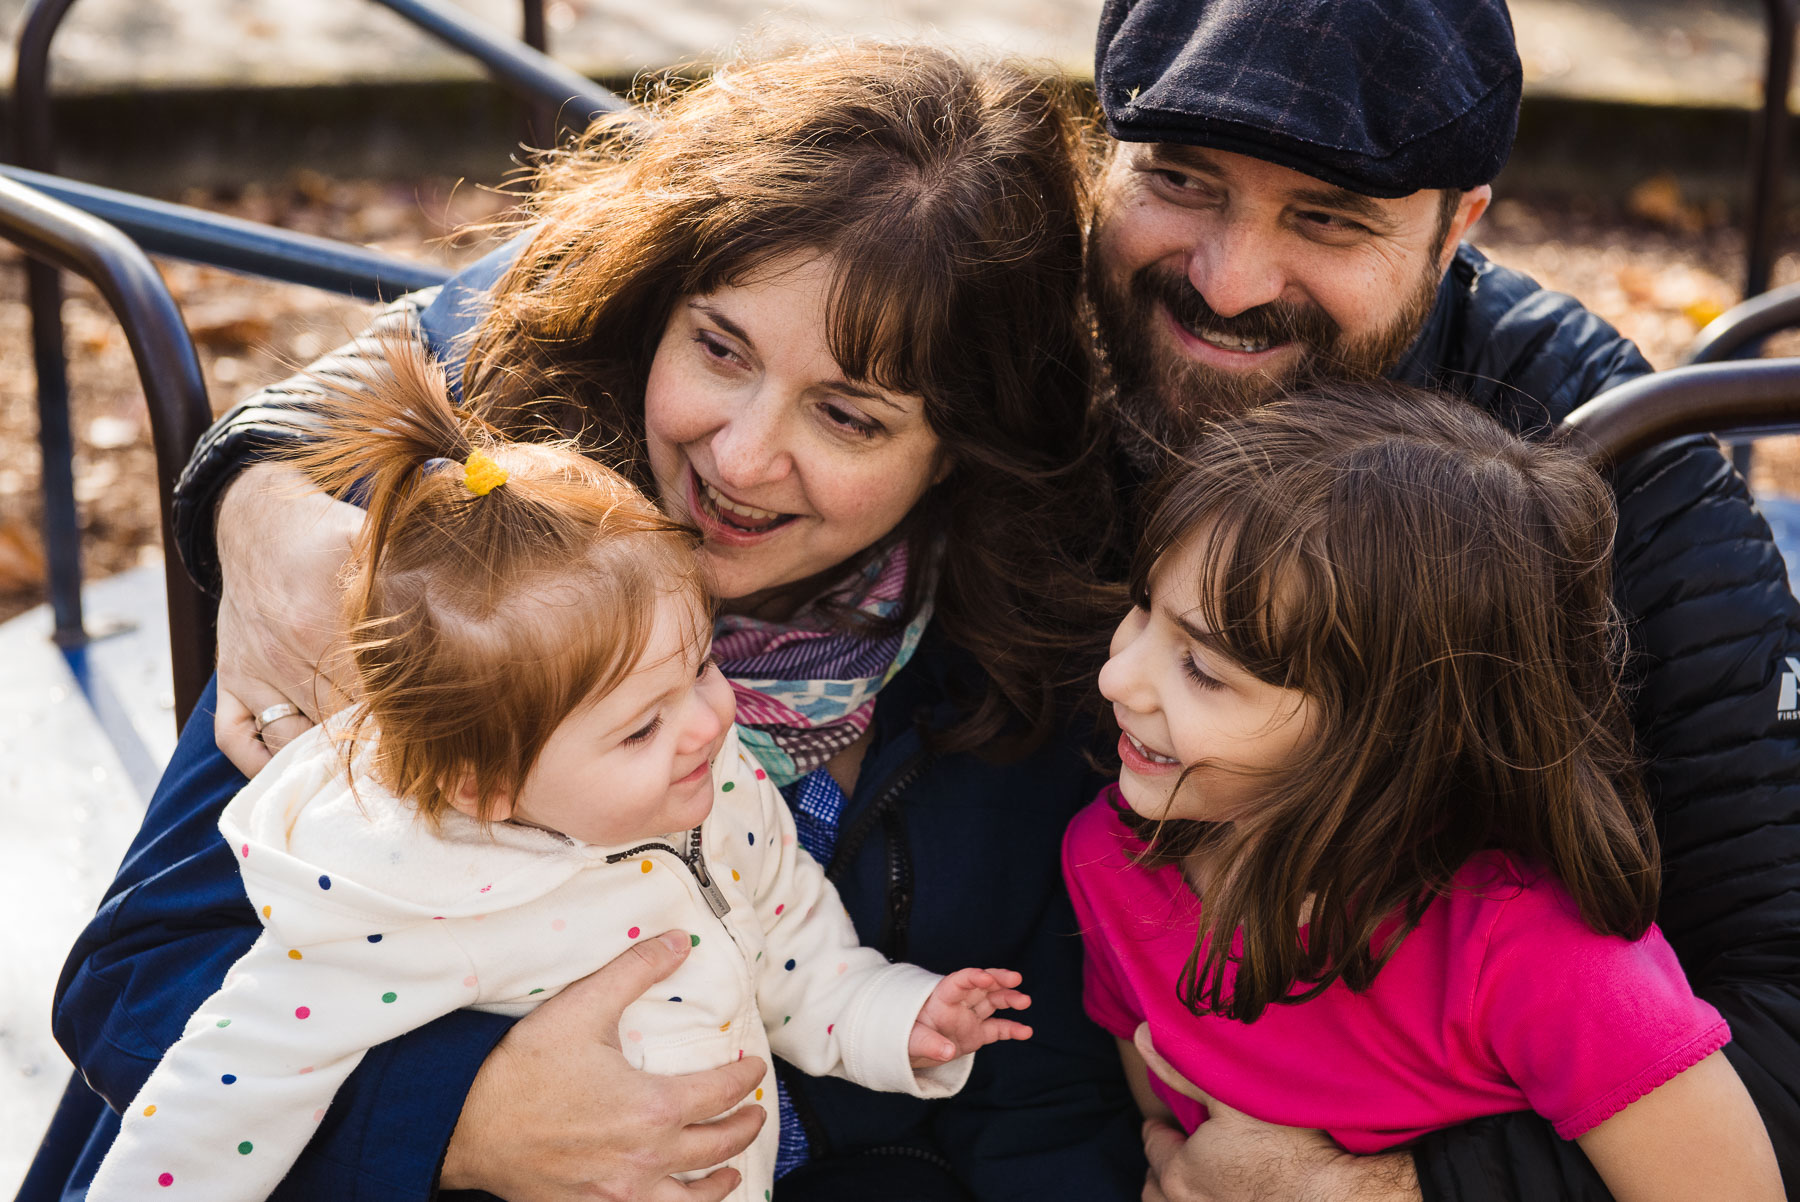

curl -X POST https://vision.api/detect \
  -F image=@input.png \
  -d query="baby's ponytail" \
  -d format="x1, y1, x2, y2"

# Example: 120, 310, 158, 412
281, 339, 702, 824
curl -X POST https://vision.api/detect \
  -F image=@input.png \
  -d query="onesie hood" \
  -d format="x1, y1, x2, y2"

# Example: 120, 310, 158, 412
219, 722, 605, 945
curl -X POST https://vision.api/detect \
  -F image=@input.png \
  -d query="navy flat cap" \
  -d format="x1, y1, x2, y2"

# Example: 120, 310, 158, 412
1095, 0, 1522, 197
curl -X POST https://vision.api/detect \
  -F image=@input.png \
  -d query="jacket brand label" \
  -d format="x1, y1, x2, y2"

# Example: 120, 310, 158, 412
1778, 656, 1800, 721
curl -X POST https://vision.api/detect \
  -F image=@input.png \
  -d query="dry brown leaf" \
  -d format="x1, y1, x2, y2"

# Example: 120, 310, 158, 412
0, 521, 47, 591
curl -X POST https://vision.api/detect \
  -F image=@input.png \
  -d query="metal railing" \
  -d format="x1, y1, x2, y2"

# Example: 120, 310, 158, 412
7, 0, 627, 650
1749, 0, 1799, 300
0, 176, 217, 724
1563, 358, 1800, 468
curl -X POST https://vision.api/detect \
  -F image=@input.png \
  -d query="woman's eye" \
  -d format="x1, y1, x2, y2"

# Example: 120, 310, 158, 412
823, 402, 883, 439
694, 332, 743, 366
622, 715, 663, 746
1182, 655, 1225, 692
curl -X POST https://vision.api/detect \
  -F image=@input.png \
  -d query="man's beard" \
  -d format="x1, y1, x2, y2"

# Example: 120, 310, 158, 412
1088, 256, 1441, 465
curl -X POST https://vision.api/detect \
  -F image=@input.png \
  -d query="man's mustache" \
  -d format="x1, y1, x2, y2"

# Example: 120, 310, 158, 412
1137, 267, 1340, 351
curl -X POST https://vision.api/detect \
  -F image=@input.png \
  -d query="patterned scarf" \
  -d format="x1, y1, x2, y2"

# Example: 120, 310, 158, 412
714, 542, 932, 786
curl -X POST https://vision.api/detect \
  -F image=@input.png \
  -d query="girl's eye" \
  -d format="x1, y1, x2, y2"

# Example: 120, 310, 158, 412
622, 715, 663, 746
697, 654, 718, 680
1182, 655, 1225, 692
823, 401, 883, 439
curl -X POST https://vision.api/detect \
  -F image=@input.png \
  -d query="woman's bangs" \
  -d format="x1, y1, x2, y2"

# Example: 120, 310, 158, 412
823, 228, 952, 403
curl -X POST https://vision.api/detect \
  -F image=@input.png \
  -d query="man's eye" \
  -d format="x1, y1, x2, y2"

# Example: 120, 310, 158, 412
1299, 211, 1367, 235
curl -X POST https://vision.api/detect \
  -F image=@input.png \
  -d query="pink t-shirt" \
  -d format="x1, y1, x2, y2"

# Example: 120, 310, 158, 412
1062, 788, 1728, 1152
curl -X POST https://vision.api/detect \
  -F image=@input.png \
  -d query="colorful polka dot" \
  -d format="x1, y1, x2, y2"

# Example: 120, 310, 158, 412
261, 905, 271, 918
298, 1067, 314, 1075
237, 1141, 253, 1155
754, 768, 767, 780
295, 1006, 311, 1020
828, 1024, 835, 1035
479, 884, 492, 893
367, 934, 382, 944
627, 926, 640, 939
720, 1021, 731, 1032
529, 988, 545, 995
783, 1016, 790, 1025
215, 1019, 230, 1028
381, 992, 397, 1004
143, 1104, 157, 1116
836, 963, 848, 974
221, 1074, 237, 1085
313, 1108, 325, 1122
240, 843, 249, 858
288, 949, 303, 961
159, 1172, 174, 1187
737, 1049, 744, 1060
670, 996, 682, 1002
721, 781, 735, 792
731, 869, 741, 882
755, 1088, 764, 1100
627, 1029, 642, 1042
551, 918, 567, 932
774, 904, 785, 915
784, 959, 796, 971
463, 975, 478, 988
747, 832, 756, 846
640, 861, 653, 874
690, 934, 701, 947
317, 875, 331, 890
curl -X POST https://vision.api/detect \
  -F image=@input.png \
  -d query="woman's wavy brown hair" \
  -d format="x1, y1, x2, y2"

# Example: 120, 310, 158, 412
1124, 382, 1657, 1022
464, 41, 1118, 752
286, 343, 703, 826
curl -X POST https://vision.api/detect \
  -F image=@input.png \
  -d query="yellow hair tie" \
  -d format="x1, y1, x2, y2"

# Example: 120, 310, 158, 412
463, 451, 508, 496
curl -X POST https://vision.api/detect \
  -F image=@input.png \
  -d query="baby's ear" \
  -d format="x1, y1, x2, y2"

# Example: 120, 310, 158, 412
446, 772, 514, 823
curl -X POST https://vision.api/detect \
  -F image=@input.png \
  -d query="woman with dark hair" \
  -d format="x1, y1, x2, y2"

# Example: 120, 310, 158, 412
25, 42, 1142, 1202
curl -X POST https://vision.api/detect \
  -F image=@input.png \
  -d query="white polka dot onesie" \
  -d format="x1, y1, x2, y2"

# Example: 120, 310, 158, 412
88, 722, 968, 1201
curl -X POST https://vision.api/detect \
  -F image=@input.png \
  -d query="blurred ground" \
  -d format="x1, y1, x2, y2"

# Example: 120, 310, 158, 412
0, 172, 1797, 626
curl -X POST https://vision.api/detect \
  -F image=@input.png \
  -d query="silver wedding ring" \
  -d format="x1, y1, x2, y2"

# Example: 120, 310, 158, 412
252, 702, 302, 738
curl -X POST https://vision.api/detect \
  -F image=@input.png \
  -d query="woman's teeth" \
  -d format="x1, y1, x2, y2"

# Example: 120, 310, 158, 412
1126, 732, 1179, 765
699, 480, 791, 531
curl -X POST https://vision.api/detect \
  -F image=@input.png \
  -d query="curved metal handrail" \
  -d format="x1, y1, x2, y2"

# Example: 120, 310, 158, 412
1562, 359, 1800, 468
369, 0, 631, 128
0, 175, 217, 724
1683, 280, 1800, 366
0, 165, 450, 301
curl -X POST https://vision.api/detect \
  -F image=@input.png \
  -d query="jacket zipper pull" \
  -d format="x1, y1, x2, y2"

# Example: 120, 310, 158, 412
686, 828, 731, 918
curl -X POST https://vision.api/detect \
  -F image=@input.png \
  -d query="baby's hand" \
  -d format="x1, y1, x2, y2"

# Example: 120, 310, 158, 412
908, 967, 1032, 1068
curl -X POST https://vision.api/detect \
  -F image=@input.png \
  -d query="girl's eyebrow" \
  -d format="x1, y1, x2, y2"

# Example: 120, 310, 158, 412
1166, 607, 1231, 656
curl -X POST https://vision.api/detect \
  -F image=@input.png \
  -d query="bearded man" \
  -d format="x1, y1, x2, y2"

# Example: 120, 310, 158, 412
1085, 2, 1800, 1201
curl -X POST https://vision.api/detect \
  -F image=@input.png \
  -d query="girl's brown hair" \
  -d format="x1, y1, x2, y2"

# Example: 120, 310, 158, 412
465, 41, 1117, 751
1127, 382, 1657, 1022
287, 343, 703, 825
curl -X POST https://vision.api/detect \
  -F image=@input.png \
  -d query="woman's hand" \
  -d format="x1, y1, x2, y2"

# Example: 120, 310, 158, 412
212, 462, 363, 775
1133, 1024, 1420, 1202
441, 931, 768, 1201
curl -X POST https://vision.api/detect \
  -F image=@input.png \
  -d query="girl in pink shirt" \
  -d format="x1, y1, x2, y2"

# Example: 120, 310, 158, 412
1064, 383, 1784, 1201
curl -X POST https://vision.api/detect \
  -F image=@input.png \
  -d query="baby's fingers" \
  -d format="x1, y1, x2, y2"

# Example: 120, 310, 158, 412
979, 1017, 1033, 1044
986, 988, 1031, 1013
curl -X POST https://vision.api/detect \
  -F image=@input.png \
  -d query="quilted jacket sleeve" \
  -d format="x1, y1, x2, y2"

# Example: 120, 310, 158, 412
169, 289, 436, 596
1410, 250, 1800, 1200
